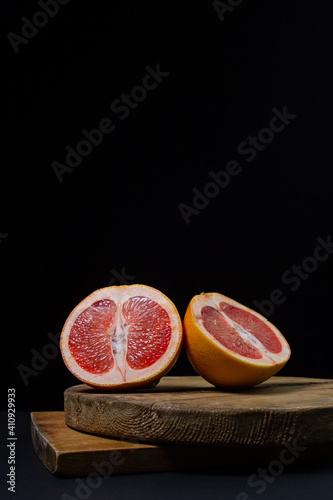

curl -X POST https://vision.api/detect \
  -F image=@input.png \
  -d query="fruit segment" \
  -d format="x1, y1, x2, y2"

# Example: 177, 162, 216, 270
123, 296, 172, 369
69, 299, 116, 374
219, 302, 282, 353
201, 306, 263, 359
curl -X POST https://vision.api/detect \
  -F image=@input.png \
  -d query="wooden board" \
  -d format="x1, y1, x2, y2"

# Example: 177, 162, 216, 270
31, 411, 332, 477
64, 376, 333, 447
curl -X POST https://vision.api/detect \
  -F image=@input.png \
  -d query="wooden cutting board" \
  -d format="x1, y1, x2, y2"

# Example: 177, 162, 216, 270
31, 411, 332, 477
64, 376, 333, 447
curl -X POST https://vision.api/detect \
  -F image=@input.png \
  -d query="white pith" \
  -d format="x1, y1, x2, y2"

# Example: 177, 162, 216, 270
60, 285, 182, 386
192, 293, 291, 366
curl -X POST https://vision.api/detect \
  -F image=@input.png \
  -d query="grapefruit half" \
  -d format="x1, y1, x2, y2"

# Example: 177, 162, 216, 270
60, 285, 183, 390
183, 292, 291, 388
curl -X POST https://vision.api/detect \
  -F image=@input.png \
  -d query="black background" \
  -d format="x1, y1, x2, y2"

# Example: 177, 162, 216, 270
1, 0, 332, 411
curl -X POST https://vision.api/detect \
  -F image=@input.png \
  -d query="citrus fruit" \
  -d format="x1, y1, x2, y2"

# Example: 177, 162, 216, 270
183, 292, 291, 388
60, 284, 183, 390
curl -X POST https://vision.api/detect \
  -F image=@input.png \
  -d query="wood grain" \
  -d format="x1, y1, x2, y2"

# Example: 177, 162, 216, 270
31, 411, 332, 476
64, 376, 333, 447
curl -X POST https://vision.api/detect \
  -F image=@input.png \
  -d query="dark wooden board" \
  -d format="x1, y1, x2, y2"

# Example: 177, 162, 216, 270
31, 411, 332, 477
64, 376, 333, 447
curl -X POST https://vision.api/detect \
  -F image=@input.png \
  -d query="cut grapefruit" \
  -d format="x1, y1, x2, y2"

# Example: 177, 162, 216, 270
183, 292, 291, 388
60, 285, 183, 390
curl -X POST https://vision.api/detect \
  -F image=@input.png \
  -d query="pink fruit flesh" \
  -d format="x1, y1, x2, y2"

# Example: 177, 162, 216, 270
201, 306, 263, 359
201, 302, 282, 359
219, 302, 282, 353
123, 296, 171, 369
69, 299, 116, 374
68, 296, 172, 374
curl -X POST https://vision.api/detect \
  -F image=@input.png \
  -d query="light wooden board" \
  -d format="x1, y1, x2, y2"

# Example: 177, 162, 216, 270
31, 411, 332, 476
64, 376, 333, 447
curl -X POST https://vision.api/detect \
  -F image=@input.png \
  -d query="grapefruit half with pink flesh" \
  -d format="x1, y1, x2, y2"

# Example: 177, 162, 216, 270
183, 292, 291, 388
60, 285, 183, 390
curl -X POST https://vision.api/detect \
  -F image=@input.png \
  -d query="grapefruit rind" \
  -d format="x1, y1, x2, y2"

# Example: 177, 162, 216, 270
60, 285, 183, 390
183, 292, 291, 388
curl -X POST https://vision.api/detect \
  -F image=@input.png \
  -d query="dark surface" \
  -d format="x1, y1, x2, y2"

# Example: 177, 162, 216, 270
0, 412, 332, 500
1, 1, 333, 411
